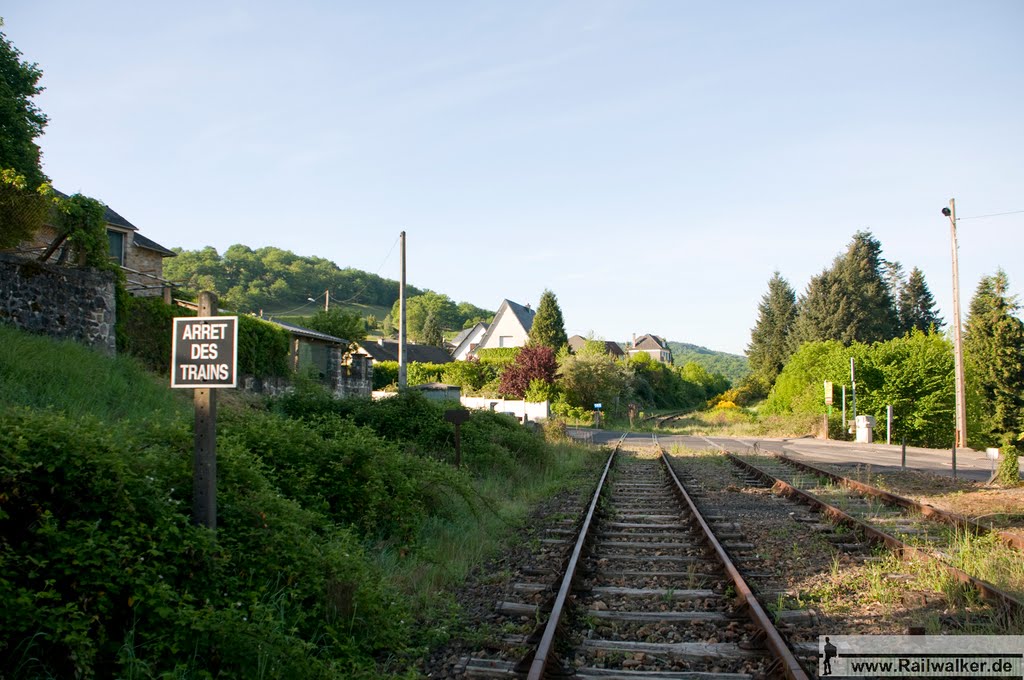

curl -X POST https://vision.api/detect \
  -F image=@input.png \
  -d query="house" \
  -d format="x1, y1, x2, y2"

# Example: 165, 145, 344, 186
448, 322, 488, 361
20, 190, 176, 301
568, 335, 625, 357
355, 339, 455, 365
627, 333, 673, 364
264, 318, 371, 397
474, 299, 535, 352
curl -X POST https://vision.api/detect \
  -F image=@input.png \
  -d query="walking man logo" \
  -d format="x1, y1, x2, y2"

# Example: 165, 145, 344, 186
822, 636, 838, 676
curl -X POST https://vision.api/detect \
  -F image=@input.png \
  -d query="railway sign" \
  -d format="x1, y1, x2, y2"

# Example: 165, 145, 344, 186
171, 316, 238, 388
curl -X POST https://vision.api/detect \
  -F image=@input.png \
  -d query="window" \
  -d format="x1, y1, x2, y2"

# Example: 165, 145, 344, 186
108, 230, 125, 265
499, 335, 514, 347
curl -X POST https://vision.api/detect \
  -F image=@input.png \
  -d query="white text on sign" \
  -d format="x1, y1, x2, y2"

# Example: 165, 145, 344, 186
181, 322, 230, 340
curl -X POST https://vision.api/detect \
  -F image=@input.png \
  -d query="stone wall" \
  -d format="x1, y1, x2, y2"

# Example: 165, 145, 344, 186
0, 253, 117, 355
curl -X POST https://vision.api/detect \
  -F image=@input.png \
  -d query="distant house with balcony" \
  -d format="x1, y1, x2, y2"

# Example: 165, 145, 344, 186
473, 299, 535, 353
627, 333, 673, 364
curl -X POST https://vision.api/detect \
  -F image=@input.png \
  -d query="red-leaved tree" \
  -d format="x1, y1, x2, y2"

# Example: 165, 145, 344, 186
498, 345, 557, 398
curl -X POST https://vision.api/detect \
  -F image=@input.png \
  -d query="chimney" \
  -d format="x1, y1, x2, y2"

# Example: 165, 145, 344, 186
632, 333, 637, 348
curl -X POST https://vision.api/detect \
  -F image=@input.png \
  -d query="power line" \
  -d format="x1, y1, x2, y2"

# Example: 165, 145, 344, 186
958, 209, 1024, 221
329, 233, 402, 306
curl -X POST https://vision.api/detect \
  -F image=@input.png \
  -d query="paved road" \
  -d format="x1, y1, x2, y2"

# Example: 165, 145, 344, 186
568, 429, 1014, 483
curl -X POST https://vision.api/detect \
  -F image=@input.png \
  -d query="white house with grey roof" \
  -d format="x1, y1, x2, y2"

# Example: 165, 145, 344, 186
473, 299, 535, 353
448, 321, 488, 361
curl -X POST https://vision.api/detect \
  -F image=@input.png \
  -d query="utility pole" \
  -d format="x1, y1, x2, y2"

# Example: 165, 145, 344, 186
944, 199, 968, 448
398, 231, 407, 388
325, 288, 329, 312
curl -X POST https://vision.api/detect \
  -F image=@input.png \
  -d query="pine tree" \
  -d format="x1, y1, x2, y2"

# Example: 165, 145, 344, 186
747, 271, 797, 384
898, 267, 944, 334
793, 231, 900, 345
528, 289, 568, 350
963, 270, 1024, 445
420, 311, 443, 347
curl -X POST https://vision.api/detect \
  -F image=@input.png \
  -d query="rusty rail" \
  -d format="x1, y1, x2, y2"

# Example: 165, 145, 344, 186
524, 433, 623, 679
729, 453, 1024, 620
776, 453, 1024, 551
657, 439, 810, 680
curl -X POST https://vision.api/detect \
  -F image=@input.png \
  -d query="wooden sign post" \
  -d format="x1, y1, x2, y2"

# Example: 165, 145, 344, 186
171, 292, 238, 530
444, 408, 471, 467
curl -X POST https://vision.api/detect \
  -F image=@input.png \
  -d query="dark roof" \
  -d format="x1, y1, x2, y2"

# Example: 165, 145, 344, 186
53, 188, 136, 230
568, 335, 625, 357
448, 325, 477, 347
476, 299, 534, 349
53, 188, 174, 256
267, 319, 347, 345
634, 334, 668, 350
450, 321, 488, 356
132, 231, 176, 257
359, 340, 454, 364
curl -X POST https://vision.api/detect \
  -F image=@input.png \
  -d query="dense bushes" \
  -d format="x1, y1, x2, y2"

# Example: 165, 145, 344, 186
114, 296, 291, 379
0, 409, 410, 678
274, 388, 548, 474
764, 331, 956, 447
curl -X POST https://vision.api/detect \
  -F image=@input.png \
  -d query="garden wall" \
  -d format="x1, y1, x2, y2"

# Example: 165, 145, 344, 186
0, 253, 117, 355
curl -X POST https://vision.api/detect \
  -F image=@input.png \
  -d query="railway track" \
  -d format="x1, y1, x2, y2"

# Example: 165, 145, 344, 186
460, 435, 811, 679
722, 448, 1024, 621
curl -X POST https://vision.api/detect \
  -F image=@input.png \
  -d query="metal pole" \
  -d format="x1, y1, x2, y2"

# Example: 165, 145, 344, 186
886, 404, 893, 446
193, 291, 218, 530
398, 231, 407, 388
947, 199, 968, 449
901, 436, 907, 470
952, 444, 957, 479
850, 357, 857, 423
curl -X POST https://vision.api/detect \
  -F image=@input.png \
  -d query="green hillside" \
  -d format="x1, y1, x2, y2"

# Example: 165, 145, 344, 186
668, 341, 749, 385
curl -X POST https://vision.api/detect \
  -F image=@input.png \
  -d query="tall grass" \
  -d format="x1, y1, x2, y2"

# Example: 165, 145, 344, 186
375, 440, 600, 615
0, 325, 186, 422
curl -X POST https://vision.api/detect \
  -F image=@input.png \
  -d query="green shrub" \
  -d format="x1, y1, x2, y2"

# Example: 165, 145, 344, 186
996, 436, 1022, 486
117, 295, 183, 373
475, 347, 520, 370
0, 408, 413, 678
237, 314, 291, 378
407, 361, 446, 386
222, 408, 476, 541
372, 360, 399, 389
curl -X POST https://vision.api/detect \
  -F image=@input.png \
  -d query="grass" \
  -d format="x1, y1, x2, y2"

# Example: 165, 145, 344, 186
0, 325, 187, 422
368, 438, 602, 641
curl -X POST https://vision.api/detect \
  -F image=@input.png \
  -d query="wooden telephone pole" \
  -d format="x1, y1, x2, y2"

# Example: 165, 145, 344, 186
945, 199, 968, 449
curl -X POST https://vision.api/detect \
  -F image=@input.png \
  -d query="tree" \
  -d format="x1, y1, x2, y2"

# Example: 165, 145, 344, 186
963, 270, 1024, 446
499, 345, 557, 398
305, 308, 366, 349
390, 291, 458, 342
557, 343, 631, 409
528, 289, 568, 350
0, 21, 48, 188
747, 271, 797, 385
420, 311, 442, 347
0, 169, 49, 249
897, 267, 943, 334
793, 231, 900, 346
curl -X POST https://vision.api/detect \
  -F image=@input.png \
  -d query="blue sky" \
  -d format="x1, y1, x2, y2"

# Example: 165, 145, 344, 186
5, 1, 1023, 355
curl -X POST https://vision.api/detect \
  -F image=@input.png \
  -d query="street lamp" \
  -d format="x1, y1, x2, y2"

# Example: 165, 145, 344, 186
943, 199, 968, 448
